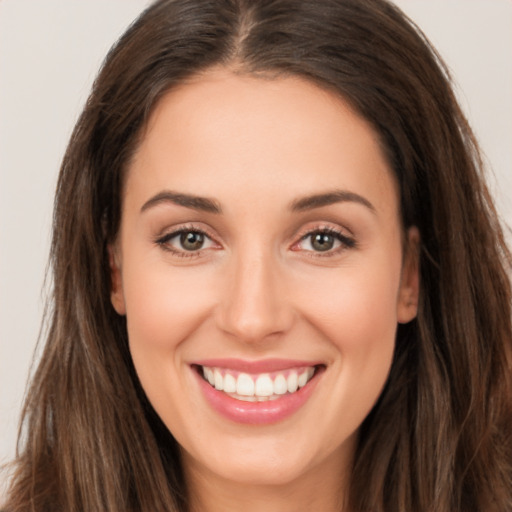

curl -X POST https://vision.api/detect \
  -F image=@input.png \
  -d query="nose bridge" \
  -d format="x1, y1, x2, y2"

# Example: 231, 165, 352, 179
216, 244, 292, 342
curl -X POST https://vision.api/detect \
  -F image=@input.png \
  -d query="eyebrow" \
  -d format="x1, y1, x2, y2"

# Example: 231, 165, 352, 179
140, 190, 222, 214
290, 190, 376, 214
140, 189, 375, 216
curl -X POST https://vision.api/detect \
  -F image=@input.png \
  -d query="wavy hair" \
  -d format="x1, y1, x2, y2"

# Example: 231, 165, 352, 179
4, 0, 512, 510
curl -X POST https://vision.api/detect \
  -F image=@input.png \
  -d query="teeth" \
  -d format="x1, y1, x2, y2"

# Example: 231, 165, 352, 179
214, 369, 223, 390
237, 395, 257, 402
205, 367, 215, 386
287, 372, 298, 393
201, 365, 317, 400
236, 373, 255, 396
255, 374, 273, 396
273, 374, 288, 395
224, 373, 237, 393
298, 370, 308, 388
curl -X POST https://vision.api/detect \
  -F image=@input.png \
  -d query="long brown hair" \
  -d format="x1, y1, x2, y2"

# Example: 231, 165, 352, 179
4, 0, 511, 510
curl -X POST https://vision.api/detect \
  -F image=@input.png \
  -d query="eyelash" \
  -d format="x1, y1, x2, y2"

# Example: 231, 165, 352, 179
154, 225, 218, 259
154, 224, 356, 258
293, 226, 356, 257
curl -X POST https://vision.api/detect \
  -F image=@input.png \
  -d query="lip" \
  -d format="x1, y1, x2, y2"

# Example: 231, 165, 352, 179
193, 358, 324, 373
191, 359, 325, 425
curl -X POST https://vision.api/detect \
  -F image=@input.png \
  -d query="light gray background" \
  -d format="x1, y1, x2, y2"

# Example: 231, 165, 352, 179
1, 0, 511, 482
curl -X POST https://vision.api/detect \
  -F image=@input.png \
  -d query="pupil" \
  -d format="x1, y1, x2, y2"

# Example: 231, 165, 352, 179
180, 232, 204, 251
312, 233, 334, 251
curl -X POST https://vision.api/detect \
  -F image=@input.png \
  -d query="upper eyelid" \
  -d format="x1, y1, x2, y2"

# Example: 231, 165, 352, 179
292, 221, 354, 240
291, 224, 357, 252
154, 226, 220, 258
155, 223, 217, 241
153, 221, 355, 249
299, 230, 354, 244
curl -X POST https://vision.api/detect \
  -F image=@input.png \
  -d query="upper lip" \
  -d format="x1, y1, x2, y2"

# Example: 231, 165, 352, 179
192, 358, 323, 373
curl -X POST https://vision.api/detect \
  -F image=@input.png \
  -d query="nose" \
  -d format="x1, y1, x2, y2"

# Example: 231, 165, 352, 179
215, 250, 294, 344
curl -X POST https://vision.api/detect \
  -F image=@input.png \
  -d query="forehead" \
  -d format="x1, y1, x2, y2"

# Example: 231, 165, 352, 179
126, 68, 398, 219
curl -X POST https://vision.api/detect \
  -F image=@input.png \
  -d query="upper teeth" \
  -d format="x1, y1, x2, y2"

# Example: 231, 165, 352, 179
202, 366, 315, 401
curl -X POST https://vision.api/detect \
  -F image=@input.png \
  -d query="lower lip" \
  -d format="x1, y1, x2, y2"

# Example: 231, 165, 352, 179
193, 367, 322, 425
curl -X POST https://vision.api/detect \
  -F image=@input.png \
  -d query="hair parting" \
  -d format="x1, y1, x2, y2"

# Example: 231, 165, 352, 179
3, 1, 511, 511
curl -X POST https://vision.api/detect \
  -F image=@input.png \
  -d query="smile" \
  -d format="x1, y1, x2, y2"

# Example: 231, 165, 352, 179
192, 360, 324, 425
201, 366, 316, 402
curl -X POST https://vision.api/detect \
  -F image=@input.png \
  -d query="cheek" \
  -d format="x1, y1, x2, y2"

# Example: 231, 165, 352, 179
293, 251, 402, 421
122, 262, 216, 359
308, 261, 401, 411
122, 263, 217, 428
300, 260, 401, 349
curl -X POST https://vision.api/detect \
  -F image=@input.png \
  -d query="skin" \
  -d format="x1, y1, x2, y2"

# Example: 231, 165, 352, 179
110, 68, 419, 512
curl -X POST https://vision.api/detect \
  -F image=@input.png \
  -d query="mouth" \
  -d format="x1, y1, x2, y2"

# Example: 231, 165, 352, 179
196, 365, 319, 402
191, 360, 325, 424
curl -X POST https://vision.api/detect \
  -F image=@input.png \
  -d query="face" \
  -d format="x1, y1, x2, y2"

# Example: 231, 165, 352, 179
110, 69, 419, 493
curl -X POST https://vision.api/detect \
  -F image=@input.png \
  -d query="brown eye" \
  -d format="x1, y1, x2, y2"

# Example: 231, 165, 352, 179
293, 228, 356, 255
180, 231, 205, 251
310, 233, 335, 252
156, 228, 217, 254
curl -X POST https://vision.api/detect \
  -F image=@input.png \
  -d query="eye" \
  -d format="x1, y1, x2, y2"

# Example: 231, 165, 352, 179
307, 232, 338, 252
179, 231, 206, 251
294, 228, 355, 254
156, 228, 218, 254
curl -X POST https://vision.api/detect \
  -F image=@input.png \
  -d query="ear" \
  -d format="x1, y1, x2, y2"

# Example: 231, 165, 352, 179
397, 226, 420, 324
108, 244, 126, 315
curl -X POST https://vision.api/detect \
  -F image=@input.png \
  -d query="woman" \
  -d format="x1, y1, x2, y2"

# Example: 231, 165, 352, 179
3, 0, 511, 510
